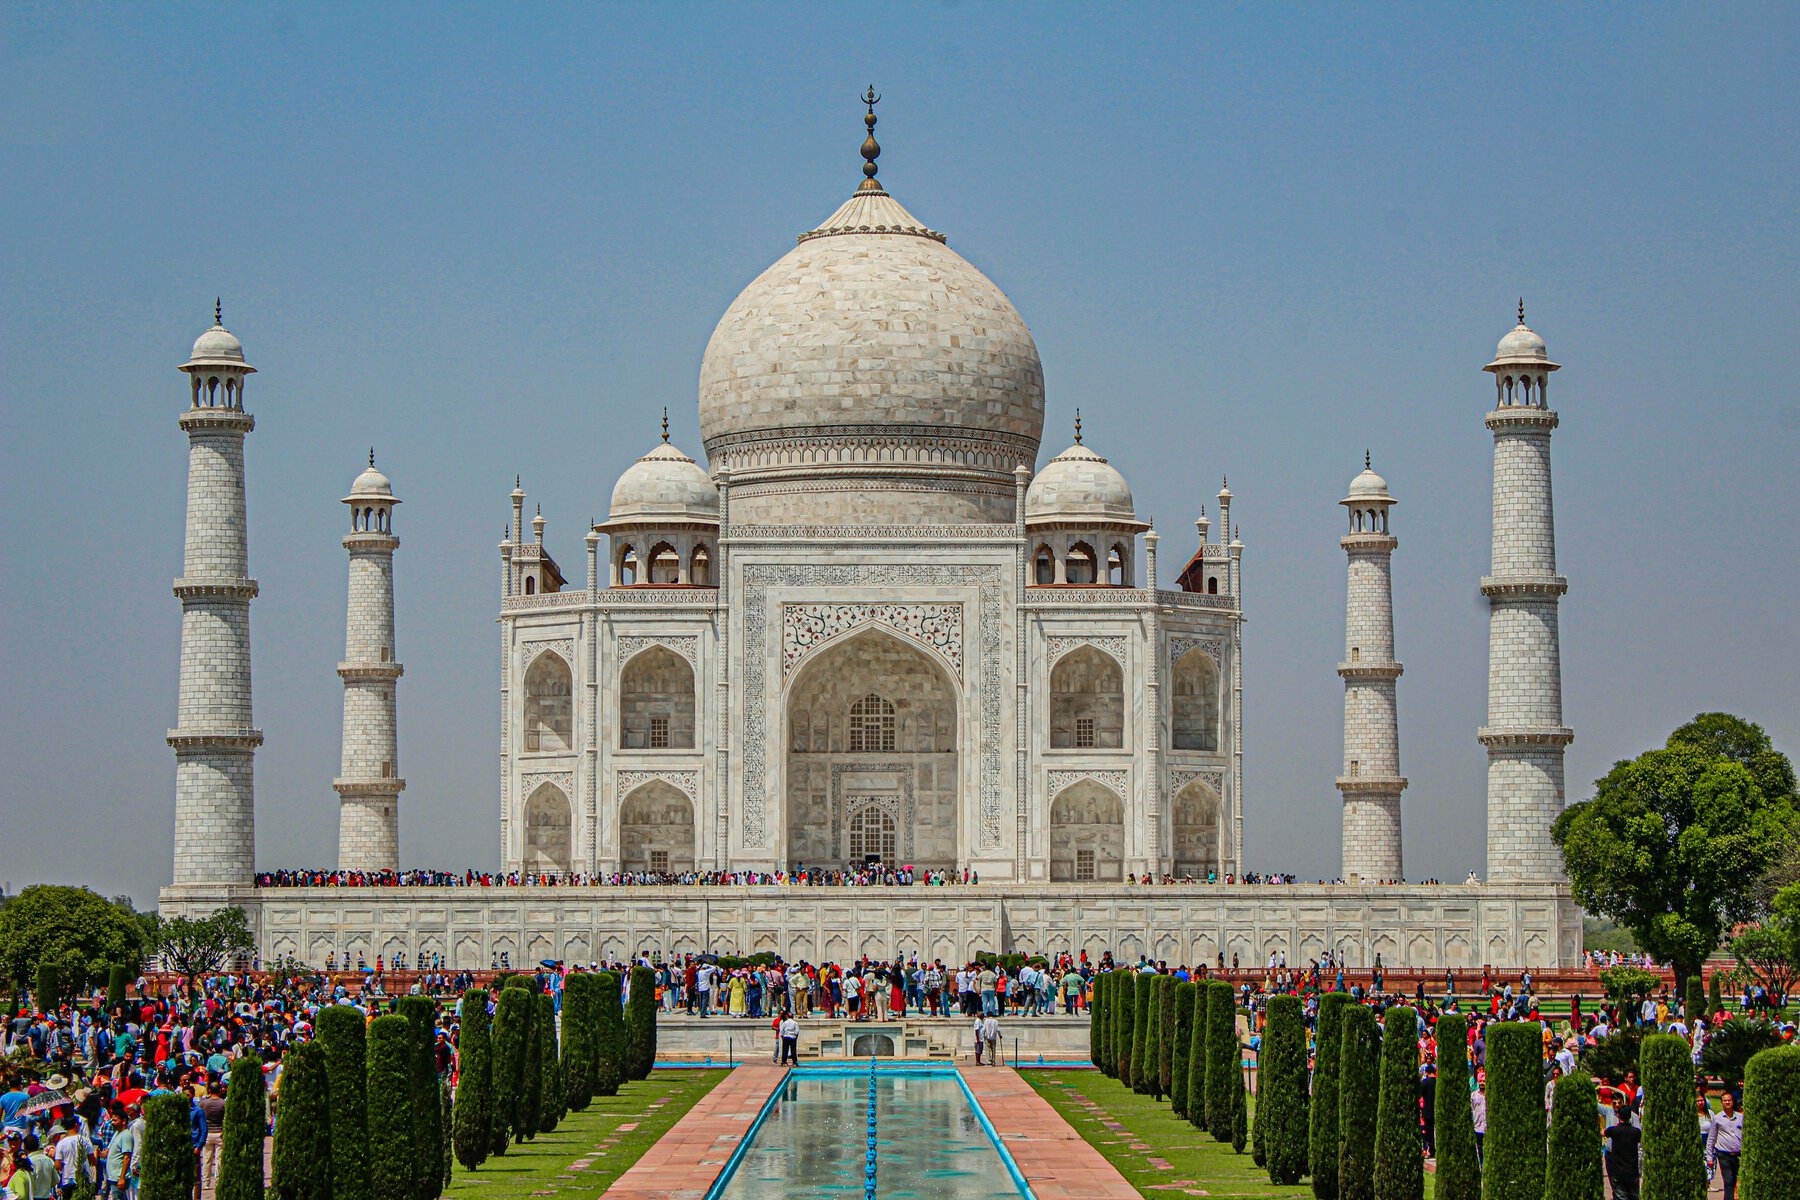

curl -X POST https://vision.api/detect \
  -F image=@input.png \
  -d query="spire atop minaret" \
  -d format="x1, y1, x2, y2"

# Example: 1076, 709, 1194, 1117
859, 84, 882, 191
369, 446, 376, 468
1073, 408, 1083, 444
1518, 297, 1526, 325
214, 297, 223, 327
661, 406, 670, 442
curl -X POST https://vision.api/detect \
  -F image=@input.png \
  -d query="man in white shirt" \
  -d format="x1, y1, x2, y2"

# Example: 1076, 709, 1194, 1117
778, 1013, 799, 1064
980, 1015, 1001, 1066
1706, 1093, 1744, 1200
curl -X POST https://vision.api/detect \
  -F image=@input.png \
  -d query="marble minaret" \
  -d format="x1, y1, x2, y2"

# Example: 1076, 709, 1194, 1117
335, 452, 405, 871
1480, 304, 1571, 882
169, 304, 262, 889
1337, 454, 1406, 882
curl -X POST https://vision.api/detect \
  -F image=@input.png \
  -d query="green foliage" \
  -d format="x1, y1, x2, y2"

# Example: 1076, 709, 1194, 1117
1738, 1044, 1800, 1200
271, 1040, 331, 1200
1544, 1072, 1603, 1200
1554, 722, 1800, 991
450, 989, 491, 1171
1090, 970, 1104, 1070
1132, 973, 1154, 1093
1187, 977, 1209, 1130
217, 1052, 267, 1200
1708, 971, 1725, 1020
1582, 917, 1641, 956
535, 992, 561, 1134
1253, 1066, 1267, 1166
396, 996, 444, 1195
34, 960, 60, 1014
1310, 992, 1351, 1200
1599, 965, 1664, 1008
520, 987, 544, 1141
1432, 1014, 1480, 1200
139, 1092, 196, 1200
1699, 1018, 1782, 1089
1372, 1006, 1420, 1200
1581, 1028, 1648, 1083
316, 1005, 372, 1200
592, 971, 626, 1098
488, 986, 532, 1155
1115, 972, 1136, 1082
157, 906, 256, 985
1640, 1033, 1705, 1200
626, 966, 657, 1080
439, 1079, 454, 1192
1731, 920, 1799, 999
1337, 1004, 1381, 1200
1682, 977, 1705, 1023
560, 975, 594, 1111
1155, 975, 1177, 1100
1143, 975, 1164, 1098
1232, 1057, 1248, 1154
105, 963, 130, 1012
1262, 994, 1309, 1185
1171, 981, 1197, 1120
366, 1015, 416, 1200
1482, 1022, 1546, 1200
1205, 981, 1237, 1141
0, 884, 147, 992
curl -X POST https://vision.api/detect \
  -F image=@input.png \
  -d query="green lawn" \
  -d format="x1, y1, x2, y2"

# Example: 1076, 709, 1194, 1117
1022, 1070, 1435, 1200
444, 1069, 727, 1199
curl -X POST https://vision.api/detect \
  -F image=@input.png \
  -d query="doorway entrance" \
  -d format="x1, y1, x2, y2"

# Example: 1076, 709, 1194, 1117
846, 799, 898, 865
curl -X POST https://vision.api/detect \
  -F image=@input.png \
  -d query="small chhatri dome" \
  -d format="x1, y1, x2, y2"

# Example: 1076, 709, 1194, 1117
345, 450, 398, 503
185, 298, 249, 368
1343, 452, 1394, 506
1026, 438, 1138, 523
1488, 299, 1557, 368
607, 438, 719, 524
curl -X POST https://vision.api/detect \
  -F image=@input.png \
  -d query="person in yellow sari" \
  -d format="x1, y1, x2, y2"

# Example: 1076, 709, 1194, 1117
728, 970, 749, 1016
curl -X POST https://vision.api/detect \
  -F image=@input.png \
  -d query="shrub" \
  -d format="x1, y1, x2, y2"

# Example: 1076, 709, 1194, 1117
1132, 972, 1154, 1093
1254, 1062, 1267, 1167
1640, 1033, 1705, 1200
1544, 1071, 1603, 1200
106, 964, 130, 1012
1432, 1013, 1480, 1200
1262, 994, 1309, 1184
519, 989, 544, 1141
216, 1052, 267, 1200
1738, 1044, 1800, 1200
592, 970, 626, 1097
34, 961, 60, 1015
1233, 1052, 1248, 1153
1090, 971, 1105, 1070
397, 996, 444, 1195
561, 974, 594, 1109
1311, 992, 1351, 1199
1699, 1018, 1782, 1090
1115, 972, 1136, 1082
138, 1091, 196, 1200
488, 985, 533, 1154
1599, 966, 1662, 1012
1171, 981, 1197, 1119
1580, 1028, 1648, 1086
367, 1015, 416, 1200
316, 1005, 372, 1200
1337, 1003, 1382, 1200
1482, 1022, 1546, 1200
1143, 975, 1164, 1098
270, 1040, 330, 1200
439, 1079, 454, 1192
1682, 978, 1705, 1024
627, 966, 657, 1080
1707, 971, 1724, 1020
1156, 975, 1177, 1100
1188, 978, 1210, 1130
1205, 981, 1238, 1140
451, 988, 492, 1171
536, 991, 562, 1133
1372, 1005, 1421, 1200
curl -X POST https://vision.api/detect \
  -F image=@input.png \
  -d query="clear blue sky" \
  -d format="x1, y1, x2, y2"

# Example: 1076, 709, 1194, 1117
3, 3, 1795, 904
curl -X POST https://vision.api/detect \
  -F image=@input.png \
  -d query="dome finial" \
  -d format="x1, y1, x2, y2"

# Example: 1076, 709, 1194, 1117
1518, 297, 1526, 325
1365, 448, 1371, 470
1073, 408, 1082, 444
661, 406, 670, 442
214, 297, 223, 327
859, 85, 882, 185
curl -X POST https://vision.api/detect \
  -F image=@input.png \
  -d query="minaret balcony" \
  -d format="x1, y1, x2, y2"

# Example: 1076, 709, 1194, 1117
333, 777, 406, 796
338, 661, 404, 681
1339, 533, 1397, 551
1485, 407, 1559, 432
1479, 575, 1568, 598
167, 727, 264, 750
1335, 775, 1408, 793
178, 408, 255, 434
343, 531, 400, 551
1478, 725, 1575, 748
173, 577, 259, 601
1337, 661, 1403, 680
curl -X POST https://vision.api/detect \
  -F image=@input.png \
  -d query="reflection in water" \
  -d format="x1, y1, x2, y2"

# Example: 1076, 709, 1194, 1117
717, 1072, 1025, 1199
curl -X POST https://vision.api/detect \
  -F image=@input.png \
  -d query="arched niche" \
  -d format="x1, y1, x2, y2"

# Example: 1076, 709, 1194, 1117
618, 780, 695, 873
1172, 778, 1222, 879
1049, 645, 1123, 749
523, 784, 573, 874
620, 645, 695, 749
1171, 648, 1221, 752
1049, 779, 1124, 882
523, 652, 573, 753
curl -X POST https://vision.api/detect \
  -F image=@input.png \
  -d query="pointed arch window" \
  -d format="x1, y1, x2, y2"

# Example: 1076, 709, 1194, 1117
848, 693, 896, 753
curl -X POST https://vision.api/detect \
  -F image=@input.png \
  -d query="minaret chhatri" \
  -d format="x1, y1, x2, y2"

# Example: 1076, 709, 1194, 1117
335, 452, 405, 871
1337, 453, 1406, 883
1480, 302, 1571, 882
168, 302, 261, 891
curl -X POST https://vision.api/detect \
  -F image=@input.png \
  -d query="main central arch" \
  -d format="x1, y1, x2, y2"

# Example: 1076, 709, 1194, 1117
783, 627, 960, 870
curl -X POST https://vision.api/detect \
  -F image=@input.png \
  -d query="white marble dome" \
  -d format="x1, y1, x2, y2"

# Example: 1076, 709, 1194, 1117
347, 462, 395, 500
1493, 322, 1548, 363
188, 323, 245, 365
1345, 465, 1392, 503
1026, 442, 1136, 523
608, 440, 718, 523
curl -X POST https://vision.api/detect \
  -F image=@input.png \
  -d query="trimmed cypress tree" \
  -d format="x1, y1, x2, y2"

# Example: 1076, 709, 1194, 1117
1206, 981, 1238, 1140
488, 985, 533, 1155
1311, 991, 1352, 1200
592, 970, 626, 1097
519, 988, 544, 1141
1156, 975, 1177, 1101
1233, 1052, 1248, 1153
1482, 1021, 1547, 1200
138, 1091, 196, 1200
1371, 1005, 1422, 1200
1143, 975, 1164, 1097
270, 1040, 331, 1200
439, 1079, 454, 1192
1707, 971, 1724, 1021
1171, 981, 1198, 1119
1682, 978, 1705, 1025
451, 988, 492, 1171
367, 1015, 416, 1200
1739, 1043, 1800, 1200
1640, 1033, 1705, 1200
1116, 972, 1136, 1082
217, 1052, 267, 1200
1090, 971, 1105, 1069
317, 1005, 372, 1200
561, 974, 594, 1110
1337, 1003, 1382, 1200
1253, 1062, 1268, 1167
397, 996, 445, 1196
1132, 972, 1154, 1093
1188, 978, 1211, 1130
626, 966, 657, 1080
34, 961, 61, 1015
536, 991, 562, 1133
1432, 1013, 1480, 1200
1544, 1071, 1603, 1200
1263, 994, 1309, 1185
106, 964, 130, 1012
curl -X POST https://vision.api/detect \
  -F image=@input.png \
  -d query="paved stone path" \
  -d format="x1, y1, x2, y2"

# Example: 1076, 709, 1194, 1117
961, 1066, 1139, 1199
603, 1062, 787, 1199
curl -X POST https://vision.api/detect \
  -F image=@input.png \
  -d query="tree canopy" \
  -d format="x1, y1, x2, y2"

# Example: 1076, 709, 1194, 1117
157, 907, 256, 985
0, 884, 149, 989
1554, 715, 1797, 990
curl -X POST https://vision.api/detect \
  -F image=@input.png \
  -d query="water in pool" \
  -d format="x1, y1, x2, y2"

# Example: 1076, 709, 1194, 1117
715, 1070, 1027, 1199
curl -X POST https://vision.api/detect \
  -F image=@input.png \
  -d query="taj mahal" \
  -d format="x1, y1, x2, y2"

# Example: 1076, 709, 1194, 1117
160, 97, 1580, 970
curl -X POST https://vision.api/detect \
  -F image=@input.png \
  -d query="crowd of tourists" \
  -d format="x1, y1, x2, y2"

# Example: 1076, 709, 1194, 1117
250, 865, 1416, 889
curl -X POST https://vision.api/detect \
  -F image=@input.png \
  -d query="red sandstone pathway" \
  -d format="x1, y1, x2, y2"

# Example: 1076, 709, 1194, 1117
603, 1062, 787, 1200
960, 1065, 1139, 1200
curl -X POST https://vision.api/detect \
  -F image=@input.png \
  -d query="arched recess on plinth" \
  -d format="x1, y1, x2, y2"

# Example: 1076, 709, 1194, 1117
523, 782, 573, 874
1172, 777, 1222, 879
618, 779, 696, 873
